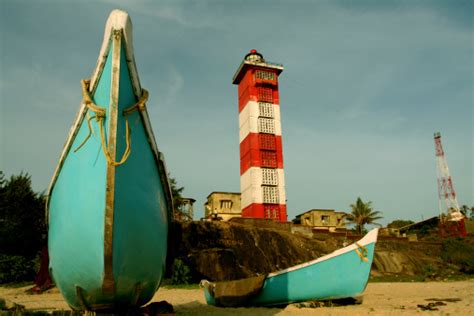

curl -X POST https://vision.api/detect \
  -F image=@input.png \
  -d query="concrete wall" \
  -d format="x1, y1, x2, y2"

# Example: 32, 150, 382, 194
300, 210, 346, 229
204, 192, 242, 221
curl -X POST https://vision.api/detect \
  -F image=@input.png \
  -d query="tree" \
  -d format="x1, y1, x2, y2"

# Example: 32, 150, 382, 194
169, 176, 184, 211
0, 171, 46, 283
387, 219, 414, 229
346, 197, 383, 234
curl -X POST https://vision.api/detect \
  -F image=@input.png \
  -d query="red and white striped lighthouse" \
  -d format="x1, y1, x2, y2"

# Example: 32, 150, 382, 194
233, 49, 287, 222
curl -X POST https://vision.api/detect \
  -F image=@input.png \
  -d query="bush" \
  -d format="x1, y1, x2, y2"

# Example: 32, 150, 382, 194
171, 258, 191, 285
0, 254, 36, 283
441, 239, 474, 274
0, 171, 46, 258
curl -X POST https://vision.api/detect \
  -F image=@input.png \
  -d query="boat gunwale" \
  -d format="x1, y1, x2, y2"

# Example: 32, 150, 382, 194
266, 228, 378, 278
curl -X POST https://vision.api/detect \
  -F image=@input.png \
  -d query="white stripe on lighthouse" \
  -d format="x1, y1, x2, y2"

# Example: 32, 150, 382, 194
239, 101, 281, 142
240, 167, 286, 209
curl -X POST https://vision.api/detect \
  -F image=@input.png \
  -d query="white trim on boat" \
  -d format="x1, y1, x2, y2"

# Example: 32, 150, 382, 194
91, 10, 140, 97
266, 228, 379, 278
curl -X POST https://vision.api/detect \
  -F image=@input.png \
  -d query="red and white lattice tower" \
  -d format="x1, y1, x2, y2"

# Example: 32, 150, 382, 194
434, 132, 466, 237
233, 50, 287, 222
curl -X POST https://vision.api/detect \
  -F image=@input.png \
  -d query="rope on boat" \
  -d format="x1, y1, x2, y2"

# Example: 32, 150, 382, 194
355, 242, 369, 262
73, 79, 149, 166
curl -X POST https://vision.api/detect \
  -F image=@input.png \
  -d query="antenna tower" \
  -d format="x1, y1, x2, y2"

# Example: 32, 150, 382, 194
434, 132, 466, 237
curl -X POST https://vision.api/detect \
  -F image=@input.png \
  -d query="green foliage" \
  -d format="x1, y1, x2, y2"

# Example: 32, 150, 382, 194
459, 205, 474, 220
169, 176, 184, 211
0, 171, 46, 283
441, 239, 474, 274
171, 258, 191, 285
387, 219, 414, 228
0, 171, 46, 258
346, 197, 383, 234
0, 254, 36, 283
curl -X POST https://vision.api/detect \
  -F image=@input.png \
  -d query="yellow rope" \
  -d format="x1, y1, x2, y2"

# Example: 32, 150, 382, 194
74, 79, 148, 166
73, 113, 96, 153
123, 89, 148, 115
355, 243, 369, 262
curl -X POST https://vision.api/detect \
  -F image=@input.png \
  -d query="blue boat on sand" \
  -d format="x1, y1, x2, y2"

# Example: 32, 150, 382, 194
201, 228, 379, 307
46, 10, 172, 311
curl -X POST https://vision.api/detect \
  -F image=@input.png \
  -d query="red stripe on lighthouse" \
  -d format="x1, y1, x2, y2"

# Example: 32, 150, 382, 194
242, 204, 287, 222
240, 133, 283, 175
238, 71, 280, 113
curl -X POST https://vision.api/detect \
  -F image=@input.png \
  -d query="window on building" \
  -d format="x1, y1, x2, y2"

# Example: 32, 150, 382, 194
321, 215, 330, 225
259, 134, 276, 151
261, 150, 277, 168
262, 168, 278, 186
258, 102, 274, 118
264, 205, 280, 220
262, 186, 279, 204
258, 87, 273, 102
220, 200, 233, 210
255, 70, 275, 81
258, 118, 275, 134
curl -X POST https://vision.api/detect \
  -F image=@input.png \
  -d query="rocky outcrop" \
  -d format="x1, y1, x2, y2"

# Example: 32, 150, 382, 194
169, 221, 469, 283
169, 221, 333, 282
372, 240, 446, 276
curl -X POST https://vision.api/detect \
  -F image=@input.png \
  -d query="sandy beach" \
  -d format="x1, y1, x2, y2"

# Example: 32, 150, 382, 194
1, 280, 473, 315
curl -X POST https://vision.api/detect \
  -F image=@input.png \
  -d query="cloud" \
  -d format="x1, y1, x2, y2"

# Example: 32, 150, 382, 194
157, 65, 184, 109
98, 0, 220, 29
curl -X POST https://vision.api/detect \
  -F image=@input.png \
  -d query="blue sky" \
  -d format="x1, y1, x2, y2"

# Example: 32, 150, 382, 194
1, 0, 472, 224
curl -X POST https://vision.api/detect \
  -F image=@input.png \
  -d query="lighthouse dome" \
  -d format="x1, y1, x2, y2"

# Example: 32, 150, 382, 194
245, 49, 264, 63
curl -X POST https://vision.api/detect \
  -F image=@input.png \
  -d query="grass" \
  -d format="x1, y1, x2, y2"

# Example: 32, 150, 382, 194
160, 278, 201, 289
0, 280, 33, 288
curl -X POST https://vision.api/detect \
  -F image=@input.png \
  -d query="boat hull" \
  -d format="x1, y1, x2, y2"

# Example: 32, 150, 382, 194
203, 229, 378, 307
47, 10, 171, 310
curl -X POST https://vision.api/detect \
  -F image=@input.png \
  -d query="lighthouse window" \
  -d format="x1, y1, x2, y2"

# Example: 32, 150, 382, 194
262, 186, 279, 204
256, 70, 275, 81
259, 102, 274, 118
262, 168, 278, 186
264, 205, 280, 220
258, 87, 273, 102
259, 134, 276, 150
261, 150, 277, 168
258, 118, 275, 134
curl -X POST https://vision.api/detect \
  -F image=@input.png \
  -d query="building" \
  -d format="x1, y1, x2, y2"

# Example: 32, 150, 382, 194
398, 216, 439, 237
174, 198, 195, 222
204, 192, 241, 221
233, 49, 287, 222
293, 209, 347, 231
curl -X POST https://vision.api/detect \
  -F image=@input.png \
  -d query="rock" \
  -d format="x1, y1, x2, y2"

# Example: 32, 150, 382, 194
170, 221, 331, 282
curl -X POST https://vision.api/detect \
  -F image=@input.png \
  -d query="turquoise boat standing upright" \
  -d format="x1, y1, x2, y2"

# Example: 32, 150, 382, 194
47, 10, 172, 310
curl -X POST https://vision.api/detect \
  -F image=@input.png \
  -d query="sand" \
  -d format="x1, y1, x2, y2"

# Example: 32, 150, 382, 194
1, 280, 473, 315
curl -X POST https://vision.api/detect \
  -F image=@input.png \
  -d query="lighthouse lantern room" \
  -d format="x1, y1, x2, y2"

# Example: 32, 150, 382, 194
233, 50, 287, 222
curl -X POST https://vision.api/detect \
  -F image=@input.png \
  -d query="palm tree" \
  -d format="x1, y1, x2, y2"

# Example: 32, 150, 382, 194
347, 197, 383, 234
460, 205, 469, 216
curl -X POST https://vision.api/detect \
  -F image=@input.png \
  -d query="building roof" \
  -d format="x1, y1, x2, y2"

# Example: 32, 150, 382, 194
399, 216, 439, 233
206, 191, 241, 199
294, 209, 347, 218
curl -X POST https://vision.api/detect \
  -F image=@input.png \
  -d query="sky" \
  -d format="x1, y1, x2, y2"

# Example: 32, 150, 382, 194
0, 0, 472, 225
